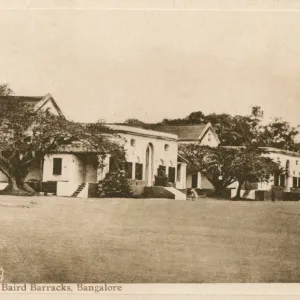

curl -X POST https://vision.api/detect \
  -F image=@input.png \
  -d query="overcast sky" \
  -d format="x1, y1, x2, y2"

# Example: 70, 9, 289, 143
1, 1, 300, 125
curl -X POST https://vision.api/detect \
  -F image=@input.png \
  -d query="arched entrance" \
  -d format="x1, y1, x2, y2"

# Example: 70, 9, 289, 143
145, 143, 154, 186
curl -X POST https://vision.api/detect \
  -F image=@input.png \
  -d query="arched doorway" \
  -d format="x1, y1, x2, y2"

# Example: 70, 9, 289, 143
145, 143, 154, 186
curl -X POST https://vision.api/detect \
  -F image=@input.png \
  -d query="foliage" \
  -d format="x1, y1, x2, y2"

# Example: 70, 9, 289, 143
154, 168, 169, 187
0, 91, 120, 195
0, 83, 13, 96
258, 118, 299, 151
124, 118, 145, 126
179, 144, 281, 197
97, 170, 132, 198
159, 106, 299, 151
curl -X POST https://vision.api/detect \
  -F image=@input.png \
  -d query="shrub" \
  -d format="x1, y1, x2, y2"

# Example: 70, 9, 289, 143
154, 169, 169, 187
97, 170, 132, 198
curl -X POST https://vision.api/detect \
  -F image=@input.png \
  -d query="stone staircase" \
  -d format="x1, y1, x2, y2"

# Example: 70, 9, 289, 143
71, 183, 87, 198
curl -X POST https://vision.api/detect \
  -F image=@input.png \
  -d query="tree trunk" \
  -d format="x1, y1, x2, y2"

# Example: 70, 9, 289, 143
233, 181, 244, 200
213, 182, 224, 197
1, 174, 34, 196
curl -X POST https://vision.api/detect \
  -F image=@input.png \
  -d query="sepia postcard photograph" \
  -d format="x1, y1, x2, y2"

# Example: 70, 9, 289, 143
1, 0, 300, 298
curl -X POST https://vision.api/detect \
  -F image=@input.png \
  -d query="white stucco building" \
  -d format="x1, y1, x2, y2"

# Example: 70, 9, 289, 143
259, 147, 300, 192
40, 125, 187, 198
148, 123, 220, 190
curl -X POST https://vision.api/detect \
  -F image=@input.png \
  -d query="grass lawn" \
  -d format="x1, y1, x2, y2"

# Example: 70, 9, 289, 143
0, 196, 300, 283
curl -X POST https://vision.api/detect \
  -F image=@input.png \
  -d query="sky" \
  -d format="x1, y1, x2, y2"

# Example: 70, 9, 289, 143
1, 0, 300, 126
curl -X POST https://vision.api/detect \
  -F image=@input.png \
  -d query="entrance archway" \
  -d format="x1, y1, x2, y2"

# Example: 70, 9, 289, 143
145, 143, 154, 186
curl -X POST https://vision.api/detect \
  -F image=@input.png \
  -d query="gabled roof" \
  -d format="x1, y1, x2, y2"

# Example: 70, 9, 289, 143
0, 95, 42, 110
106, 124, 178, 141
0, 93, 64, 117
147, 123, 220, 143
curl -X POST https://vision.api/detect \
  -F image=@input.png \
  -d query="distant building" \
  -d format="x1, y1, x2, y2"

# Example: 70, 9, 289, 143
149, 123, 220, 189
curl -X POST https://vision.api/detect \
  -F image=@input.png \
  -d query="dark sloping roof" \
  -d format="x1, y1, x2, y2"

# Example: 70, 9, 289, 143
0, 94, 64, 117
147, 124, 207, 141
0, 95, 43, 110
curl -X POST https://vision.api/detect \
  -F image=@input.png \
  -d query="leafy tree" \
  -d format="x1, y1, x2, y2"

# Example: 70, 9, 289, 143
124, 118, 145, 126
97, 170, 132, 197
179, 144, 281, 197
258, 118, 299, 151
229, 149, 281, 199
0, 96, 119, 196
179, 145, 238, 195
0, 84, 12, 96
205, 106, 264, 147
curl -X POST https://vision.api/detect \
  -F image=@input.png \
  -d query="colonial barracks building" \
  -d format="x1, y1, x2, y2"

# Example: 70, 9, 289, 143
0, 94, 297, 199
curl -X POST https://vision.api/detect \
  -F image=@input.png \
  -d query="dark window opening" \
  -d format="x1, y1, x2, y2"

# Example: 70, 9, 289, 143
135, 163, 143, 180
274, 174, 279, 187
279, 174, 285, 187
192, 174, 198, 188
53, 158, 62, 175
158, 165, 166, 174
293, 176, 298, 188
125, 162, 133, 179
168, 167, 176, 183
109, 156, 118, 173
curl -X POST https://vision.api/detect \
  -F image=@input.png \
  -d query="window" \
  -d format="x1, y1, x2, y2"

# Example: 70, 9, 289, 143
125, 162, 133, 179
109, 156, 118, 173
297, 160, 299, 165
130, 139, 136, 147
208, 133, 212, 142
279, 174, 285, 187
53, 158, 62, 175
293, 177, 298, 188
168, 167, 176, 183
158, 165, 166, 174
135, 163, 143, 180
164, 144, 169, 151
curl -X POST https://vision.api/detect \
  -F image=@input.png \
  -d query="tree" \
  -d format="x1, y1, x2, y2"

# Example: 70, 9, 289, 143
124, 118, 145, 126
258, 118, 299, 151
205, 106, 264, 147
179, 145, 239, 195
179, 144, 281, 197
0, 84, 12, 96
0, 96, 120, 196
97, 170, 132, 197
229, 149, 281, 199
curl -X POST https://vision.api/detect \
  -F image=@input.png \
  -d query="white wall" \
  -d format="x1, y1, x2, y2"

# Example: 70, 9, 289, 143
43, 154, 83, 184
261, 151, 300, 191
117, 132, 178, 184
38, 101, 60, 116
200, 128, 219, 147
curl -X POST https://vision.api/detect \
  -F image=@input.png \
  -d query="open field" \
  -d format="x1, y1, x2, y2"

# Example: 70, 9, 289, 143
0, 196, 300, 283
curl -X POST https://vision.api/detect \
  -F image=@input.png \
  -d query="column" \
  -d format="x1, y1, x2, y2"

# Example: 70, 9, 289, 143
132, 162, 136, 180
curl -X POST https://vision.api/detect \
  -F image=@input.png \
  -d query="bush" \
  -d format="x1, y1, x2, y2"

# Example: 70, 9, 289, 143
154, 169, 169, 187
97, 170, 132, 198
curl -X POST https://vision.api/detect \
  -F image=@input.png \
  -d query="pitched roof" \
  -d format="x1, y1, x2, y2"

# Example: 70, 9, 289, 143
106, 124, 178, 141
149, 124, 207, 141
0, 95, 43, 110
144, 123, 220, 143
0, 93, 64, 117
